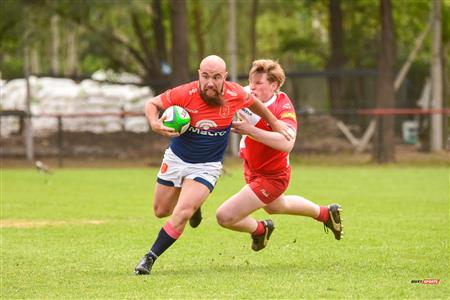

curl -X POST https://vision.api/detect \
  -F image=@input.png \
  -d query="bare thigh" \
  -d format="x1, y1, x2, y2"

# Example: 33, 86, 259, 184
153, 183, 181, 218
170, 179, 211, 231
216, 185, 265, 224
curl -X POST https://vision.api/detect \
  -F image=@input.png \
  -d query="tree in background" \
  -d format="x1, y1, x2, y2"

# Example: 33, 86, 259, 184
169, 0, 189, 86
326, 0, 346, 111
1, 0, 448, 113
249, 0, 259, 62
373, 0, 396, 163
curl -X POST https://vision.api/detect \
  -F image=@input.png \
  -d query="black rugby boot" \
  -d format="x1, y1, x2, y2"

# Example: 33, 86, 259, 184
324, 204, 344, 240
134, 254, 155, 275
189, 207, 203, 228
251, 220, 275, 251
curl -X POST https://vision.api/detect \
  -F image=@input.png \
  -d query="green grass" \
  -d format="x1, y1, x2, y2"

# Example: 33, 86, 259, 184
1, 164, 449, 299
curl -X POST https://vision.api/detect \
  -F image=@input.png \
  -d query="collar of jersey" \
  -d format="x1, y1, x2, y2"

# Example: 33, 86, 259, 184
264, 93, 277, 107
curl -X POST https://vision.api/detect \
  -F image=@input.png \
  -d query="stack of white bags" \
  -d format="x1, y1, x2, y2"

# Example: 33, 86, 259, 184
0, 76, 153, 136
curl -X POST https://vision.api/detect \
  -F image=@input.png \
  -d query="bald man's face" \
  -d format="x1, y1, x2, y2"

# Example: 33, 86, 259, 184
198, 59, 227, 106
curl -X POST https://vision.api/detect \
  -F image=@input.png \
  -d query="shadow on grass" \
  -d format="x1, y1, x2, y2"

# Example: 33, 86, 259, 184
153, 262, 303, 277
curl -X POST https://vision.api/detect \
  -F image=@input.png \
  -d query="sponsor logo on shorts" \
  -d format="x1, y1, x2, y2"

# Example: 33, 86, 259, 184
260, 189, 270, 198
160, 163, 168, 174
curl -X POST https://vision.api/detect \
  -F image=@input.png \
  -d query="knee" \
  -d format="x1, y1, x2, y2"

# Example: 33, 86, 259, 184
153, 204, 171, 218
263, 206, 281, 215
172, 207, 195, 224
215, 208, 235, 227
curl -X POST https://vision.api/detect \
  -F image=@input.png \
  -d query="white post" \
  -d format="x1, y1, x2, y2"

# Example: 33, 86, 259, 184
24, 6, 34, 161
430, 0, 443, 151
228, 0, 239, 156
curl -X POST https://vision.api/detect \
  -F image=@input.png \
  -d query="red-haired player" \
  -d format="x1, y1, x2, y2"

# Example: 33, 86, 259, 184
216, 59, 344, 251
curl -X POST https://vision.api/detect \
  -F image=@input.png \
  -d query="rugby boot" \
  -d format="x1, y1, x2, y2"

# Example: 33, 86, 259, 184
251, 220, 275, 251
324, 204, 344, 240
189, 207, 202, 228
134, 254, 154, 275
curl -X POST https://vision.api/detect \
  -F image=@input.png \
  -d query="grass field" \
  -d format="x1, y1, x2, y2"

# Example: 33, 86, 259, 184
1, 162, 449, 299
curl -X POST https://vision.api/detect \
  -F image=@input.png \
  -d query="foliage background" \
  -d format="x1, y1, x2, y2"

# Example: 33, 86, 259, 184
1, 0, 449, 101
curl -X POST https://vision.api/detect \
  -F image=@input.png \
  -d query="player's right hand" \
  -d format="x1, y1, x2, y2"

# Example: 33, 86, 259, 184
150, 115, 180, 137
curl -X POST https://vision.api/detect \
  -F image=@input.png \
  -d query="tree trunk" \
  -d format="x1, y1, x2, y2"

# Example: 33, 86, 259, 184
169, 0, 189, 86
430, 0, 443, 151
228, 0, 239, 157
326, 0, 345, 111
249, 0, 259, 63
51, 15, 60, 76
192, 0, 205, 62
24, 5, 34, 161
30, 48, 41, 75
131, 10, 159, 77
443, 41, 450, 150
153, 0, 168, 73
373, 0, 396, 163
66, 29, 79, 77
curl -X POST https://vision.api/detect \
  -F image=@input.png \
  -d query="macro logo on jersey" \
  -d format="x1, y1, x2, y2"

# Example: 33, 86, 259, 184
195, 120, 217, 130
189, 120, 228, 136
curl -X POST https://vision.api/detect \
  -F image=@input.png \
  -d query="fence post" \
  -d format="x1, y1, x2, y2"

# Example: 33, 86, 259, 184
57, 116, 64, 168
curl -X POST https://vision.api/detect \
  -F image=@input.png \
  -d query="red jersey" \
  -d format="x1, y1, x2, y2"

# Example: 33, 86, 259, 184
239, 92, 297, 174
160, 81, 254, 163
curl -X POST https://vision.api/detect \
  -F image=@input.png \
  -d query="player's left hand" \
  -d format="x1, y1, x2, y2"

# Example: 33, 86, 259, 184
271, 120, 295, 141
231, 112, 255, 135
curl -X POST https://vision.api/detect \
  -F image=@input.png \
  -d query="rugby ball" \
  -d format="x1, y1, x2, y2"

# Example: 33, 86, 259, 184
162, 105, 191, 134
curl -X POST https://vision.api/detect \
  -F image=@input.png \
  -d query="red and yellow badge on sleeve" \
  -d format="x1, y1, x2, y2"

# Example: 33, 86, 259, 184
280, 111, 297, 122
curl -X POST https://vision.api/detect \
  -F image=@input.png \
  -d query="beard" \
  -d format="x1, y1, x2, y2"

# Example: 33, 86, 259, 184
199, 86, 224, 107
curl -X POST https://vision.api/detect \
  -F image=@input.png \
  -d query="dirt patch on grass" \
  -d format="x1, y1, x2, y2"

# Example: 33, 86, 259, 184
0, 219, 106, 228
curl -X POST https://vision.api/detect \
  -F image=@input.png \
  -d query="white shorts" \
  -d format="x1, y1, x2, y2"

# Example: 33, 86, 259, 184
156, 148, 223, 192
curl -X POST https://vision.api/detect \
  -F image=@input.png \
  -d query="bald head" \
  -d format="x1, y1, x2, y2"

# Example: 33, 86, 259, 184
199, 55, 227, 73
198, 55, 228, 106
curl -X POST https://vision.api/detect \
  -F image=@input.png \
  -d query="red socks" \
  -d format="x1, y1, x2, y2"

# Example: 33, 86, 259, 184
252, 221, 265, 236
315, 206, 329, 223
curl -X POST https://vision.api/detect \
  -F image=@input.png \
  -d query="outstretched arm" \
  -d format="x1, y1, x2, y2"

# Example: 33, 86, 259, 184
232, 111, 296, 152
247, 98, 294, 141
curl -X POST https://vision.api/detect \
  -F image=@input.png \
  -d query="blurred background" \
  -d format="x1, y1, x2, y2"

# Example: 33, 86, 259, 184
1, 0, 449, 166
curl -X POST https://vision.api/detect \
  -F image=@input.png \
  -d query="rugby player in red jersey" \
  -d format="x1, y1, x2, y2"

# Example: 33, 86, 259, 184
216, 59, 344, 251
135, 55, 293, 275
